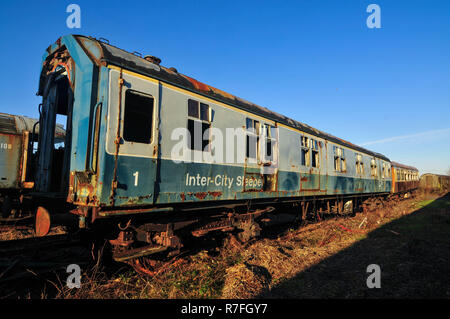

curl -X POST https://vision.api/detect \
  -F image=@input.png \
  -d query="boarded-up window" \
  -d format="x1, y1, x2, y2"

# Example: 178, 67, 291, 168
123, 90, 154, 144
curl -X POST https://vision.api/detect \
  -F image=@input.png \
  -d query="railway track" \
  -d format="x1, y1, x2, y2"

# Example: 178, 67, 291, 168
0, 232, 90, 285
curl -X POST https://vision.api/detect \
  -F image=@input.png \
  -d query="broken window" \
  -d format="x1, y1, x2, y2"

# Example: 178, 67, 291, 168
311, 139, 319, 168
246, 118, 259, 159
300, 136, 320, 168
301, 136, 310, 166
356, 154, 364, 174
382, 162, 390, 178
123, 90, 154, 144
334, 146, 346, 172
187, 99, 211, 151
370, 159, 378, 177
264, 124, 276, 161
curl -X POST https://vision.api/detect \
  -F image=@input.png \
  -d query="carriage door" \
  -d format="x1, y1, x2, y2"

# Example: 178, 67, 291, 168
260, 123, 278, 191
107, 69, 159, 205
35, 70, 72, 193
300, 136, 320, 191
243, 120, 279, 192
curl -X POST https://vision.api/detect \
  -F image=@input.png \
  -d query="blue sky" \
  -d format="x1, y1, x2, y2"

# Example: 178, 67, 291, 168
0, 0, 449, 174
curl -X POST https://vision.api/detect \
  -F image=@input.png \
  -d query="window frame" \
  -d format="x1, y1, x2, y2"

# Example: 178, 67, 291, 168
263, 124, 276, 161
370, 158, 378, 177
381, 162, 391, 179
122, 89, 155, 145
300, 136, 310, 167
356, 153, 364, 175
246, 118, 260, 160
187, 98, 212, 152
106, 69, 159, 159
334, 146, 346, 173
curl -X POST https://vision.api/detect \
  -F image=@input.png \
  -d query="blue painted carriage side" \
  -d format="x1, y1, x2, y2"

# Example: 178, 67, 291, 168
92, 65, 392, 208
98, 157, 391, 207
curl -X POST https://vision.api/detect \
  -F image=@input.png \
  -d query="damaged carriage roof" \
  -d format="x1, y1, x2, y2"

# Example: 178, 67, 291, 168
0, 112, 65, 142
70, 35, 389, 161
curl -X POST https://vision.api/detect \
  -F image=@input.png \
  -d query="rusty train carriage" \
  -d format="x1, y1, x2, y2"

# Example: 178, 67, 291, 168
33, 35, 405, 264
419, 173, 450, 193
390, 162, 419, 194
0, 113, 65, 218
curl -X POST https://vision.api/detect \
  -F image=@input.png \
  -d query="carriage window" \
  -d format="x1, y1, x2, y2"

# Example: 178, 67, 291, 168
382, 163, 390, 178
265, 124, 276, 160
370, 159, 378, 177
311, 139, 319, 168
246, 118, 259, 159
301, 136, 310, 166
334, 146, 345, 172
356, 154, 364, 174
187, 99, 211, 151
300, 136, 320, 168
188, 99, 199, 118
123, 90, 154, 144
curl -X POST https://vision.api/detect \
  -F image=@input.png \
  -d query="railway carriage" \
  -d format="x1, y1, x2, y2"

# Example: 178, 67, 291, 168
0, 113, 64, 218
35, 35, 393, 213
419, 173, 450, 193
390, 162, 419, 195
33, 35, 394, 265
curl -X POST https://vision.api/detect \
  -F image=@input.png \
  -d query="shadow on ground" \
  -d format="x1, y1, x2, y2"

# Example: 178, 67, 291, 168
259, 192, 450, 298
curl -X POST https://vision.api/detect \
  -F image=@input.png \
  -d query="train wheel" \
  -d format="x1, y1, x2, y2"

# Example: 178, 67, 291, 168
35, 206, 51, 237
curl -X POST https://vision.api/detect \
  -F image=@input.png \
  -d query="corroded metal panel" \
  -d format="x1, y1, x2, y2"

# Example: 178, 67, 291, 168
0, 133, 22, 189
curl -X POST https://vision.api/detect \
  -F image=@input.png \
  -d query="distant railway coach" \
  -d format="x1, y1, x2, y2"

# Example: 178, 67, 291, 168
419, 173, 450, 193
390, 162, 419, 194
0, 113, 65, 218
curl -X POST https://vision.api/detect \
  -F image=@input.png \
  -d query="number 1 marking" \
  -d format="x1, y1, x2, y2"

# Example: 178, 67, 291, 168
133, 171, 139, 186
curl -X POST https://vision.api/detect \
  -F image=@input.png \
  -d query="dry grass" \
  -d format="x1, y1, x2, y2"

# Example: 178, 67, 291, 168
3, 191, 448, 299
0, 225, 67, 241
221, 262, 270, 298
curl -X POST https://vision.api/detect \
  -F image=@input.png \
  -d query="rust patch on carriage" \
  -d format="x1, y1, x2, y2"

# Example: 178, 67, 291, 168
208, 191, 222, 199
182, 191, 223, 201
181, 75, 211, 92
194, 192, 208, 200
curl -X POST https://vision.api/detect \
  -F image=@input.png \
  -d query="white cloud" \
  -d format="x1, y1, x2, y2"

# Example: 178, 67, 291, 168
359, 128, 450, 146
